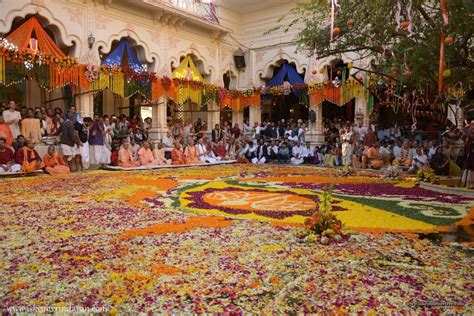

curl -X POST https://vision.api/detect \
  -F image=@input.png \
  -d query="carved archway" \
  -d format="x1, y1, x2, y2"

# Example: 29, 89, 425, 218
96, 29, 159, 71
257, 52, 308, 84
169, 48, 215, 82
1, 8, 79, 57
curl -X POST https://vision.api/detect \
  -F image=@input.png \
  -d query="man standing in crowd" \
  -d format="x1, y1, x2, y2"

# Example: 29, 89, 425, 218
2, 100, 21, 139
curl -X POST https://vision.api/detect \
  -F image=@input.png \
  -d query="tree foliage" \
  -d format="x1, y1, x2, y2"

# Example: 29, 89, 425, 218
280, 0, 473, 95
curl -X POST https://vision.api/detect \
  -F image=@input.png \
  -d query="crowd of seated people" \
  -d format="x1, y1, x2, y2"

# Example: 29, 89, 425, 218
1, 99, 473, 182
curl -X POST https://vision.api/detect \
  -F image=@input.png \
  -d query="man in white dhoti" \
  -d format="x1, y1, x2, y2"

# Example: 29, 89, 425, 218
197, 139, 220, 163
252, 138, 268, 164
341, 127, 353, 166
291, 141, 304, 165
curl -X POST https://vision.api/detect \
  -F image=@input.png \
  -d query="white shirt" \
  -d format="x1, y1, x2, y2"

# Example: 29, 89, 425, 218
413, 154, 428, 168
2, 109, 21, 138
428, 147, 436, 159
302, 146, 314, 157
292, 145, 303, 158
162, 135, 173, 151
393, 145, 401, 160
268, 145, 279, 155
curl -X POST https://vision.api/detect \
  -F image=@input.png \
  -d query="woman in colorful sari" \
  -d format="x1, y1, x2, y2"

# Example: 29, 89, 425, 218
184, 139, 201, 164
43, 145, 70, 175
16, 140, 44, 172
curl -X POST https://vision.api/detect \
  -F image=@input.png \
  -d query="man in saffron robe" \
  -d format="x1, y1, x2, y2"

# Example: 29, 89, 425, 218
118, 140, 140, 168
184, 139, 201, 164
362, 142, 386, 169
16, 140, 44, 172
171, 142, 186, 165
43, 145, 70, 175
138, 141, 162, 166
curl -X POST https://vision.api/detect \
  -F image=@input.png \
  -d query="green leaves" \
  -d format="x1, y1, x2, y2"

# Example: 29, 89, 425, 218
275, 0, 473, 95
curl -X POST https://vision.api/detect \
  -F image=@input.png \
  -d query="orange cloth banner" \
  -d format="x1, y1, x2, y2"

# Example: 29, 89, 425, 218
310, 86, 341, 105
6, 16, 66, 58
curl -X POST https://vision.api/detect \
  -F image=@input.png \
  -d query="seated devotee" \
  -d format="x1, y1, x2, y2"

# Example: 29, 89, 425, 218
430, 146, 449, 176
408, 147, 429, 174
268, 140, 279, 163
16, 140, 44, 173
43, 145, 70, 175
138, 140, 162, 166
196, 138, 220, 163
162, 130, 174, 154
392, 139, 412, 167
21, 108, 42, 142
153, 142, 171, 165
252, 138, 268, 164
0, 137, 20, 173
278, 142, 290, 164
118, 140, 140, 168
171, 142, 186, 165
291, 141, 304, 165
184, 139, 202, 164
129, 137, 140, 161
226, 138, 239, 161
243, 141, 257, 162
214, 140, 229, 161
0, 116, 14, 148
302, 141, 315, 164
362, 142, 386, 169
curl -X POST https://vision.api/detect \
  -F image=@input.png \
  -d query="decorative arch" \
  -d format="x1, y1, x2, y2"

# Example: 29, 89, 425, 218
96, 29, 159, 72
169, 47, 215, 81
0, 5, 80, 57
257, 52, 308, 82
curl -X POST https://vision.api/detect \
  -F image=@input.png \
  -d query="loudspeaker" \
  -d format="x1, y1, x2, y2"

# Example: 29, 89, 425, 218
234, 55, 246, 69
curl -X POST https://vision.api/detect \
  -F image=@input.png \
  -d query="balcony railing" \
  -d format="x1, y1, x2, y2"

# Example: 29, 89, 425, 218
161, 0, 219, 24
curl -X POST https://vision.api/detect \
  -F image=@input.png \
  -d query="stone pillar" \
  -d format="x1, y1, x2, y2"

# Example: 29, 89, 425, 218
306, 102, 325, 144
355, 97, 369, 128
207, 101, 220, 131
232, 109, 244, 129
76, 91, 94, 118
148, 96, 167, 142
249, 105, 261, 127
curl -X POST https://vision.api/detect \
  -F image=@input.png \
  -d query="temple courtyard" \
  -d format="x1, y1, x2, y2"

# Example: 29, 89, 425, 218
1, 164, 473, 313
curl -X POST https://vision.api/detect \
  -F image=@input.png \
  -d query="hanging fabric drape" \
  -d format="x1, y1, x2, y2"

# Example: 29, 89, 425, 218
172, 55, 204, 82
266, 63, 304, 97
172, 55, 204, 104
101, 39, 143, 71
309, 82, 367, 106
6, 16, 66, 58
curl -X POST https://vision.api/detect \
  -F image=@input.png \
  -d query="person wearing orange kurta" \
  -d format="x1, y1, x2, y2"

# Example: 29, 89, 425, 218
118, 140, 140, 168
0, 118, 14, 148
152, 142, 171, 165
362, 142, 386, 169
171, 142, 186, 165
43, 145, 70, 175
184, 139, 201, 164
16, 140, 45, 172
20, 109, 42, 143
138, 141, 162, 166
